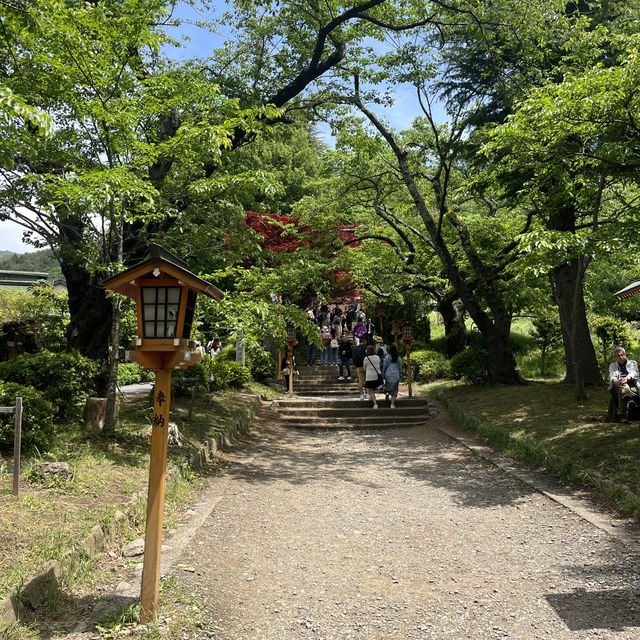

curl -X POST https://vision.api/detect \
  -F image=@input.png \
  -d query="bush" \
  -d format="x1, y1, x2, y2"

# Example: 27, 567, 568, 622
0, 351, 99, 419
172, 362, 208, 397
207, 357, 251, 391
246, 345, 276, 382
117, 363, 155, 386
591, 315, 636, 370
172, 356, 252, 395
449, 347, 490, 384
218, 345, 236, 361
0, 382, 56, 453
410, 349, 451, 382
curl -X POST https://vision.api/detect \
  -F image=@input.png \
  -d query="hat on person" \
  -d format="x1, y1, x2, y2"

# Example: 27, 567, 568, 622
322, 326, 329, 331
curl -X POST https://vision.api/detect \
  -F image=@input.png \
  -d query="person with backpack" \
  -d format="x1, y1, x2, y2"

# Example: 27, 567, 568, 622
363, 344, 383, 409
352, 340, 368, 400
382, 343, 402, 409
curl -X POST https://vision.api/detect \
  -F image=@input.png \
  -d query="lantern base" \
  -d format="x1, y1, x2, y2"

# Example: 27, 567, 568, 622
125, 347, 200, 371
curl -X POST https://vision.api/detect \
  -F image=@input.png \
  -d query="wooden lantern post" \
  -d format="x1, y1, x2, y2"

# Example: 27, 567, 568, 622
391, 319, 402, 350
285, 322, 297, 399
378, 310, 385, 337
104, 244, 223, 624
402, 321, 416, 398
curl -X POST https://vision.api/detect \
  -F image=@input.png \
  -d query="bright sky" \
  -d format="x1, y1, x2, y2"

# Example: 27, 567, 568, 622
0, 1, 433, 254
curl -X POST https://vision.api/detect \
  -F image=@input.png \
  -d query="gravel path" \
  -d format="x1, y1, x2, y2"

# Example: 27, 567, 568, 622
171, 407, 640, 640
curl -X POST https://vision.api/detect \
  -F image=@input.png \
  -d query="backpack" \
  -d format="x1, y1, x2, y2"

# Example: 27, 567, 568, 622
353, 344, 367, 367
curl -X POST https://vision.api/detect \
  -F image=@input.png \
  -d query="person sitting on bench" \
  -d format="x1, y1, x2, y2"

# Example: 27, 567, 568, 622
609, 346, 640, 422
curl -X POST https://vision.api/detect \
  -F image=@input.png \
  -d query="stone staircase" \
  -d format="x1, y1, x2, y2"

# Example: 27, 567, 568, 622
274, 362, 437, 430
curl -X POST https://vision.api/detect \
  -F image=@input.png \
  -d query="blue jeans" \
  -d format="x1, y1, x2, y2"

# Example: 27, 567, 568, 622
329, 347, 338, 364
306, 344, 316, 365
320, 348, 328, 365
339, 356, 351, 377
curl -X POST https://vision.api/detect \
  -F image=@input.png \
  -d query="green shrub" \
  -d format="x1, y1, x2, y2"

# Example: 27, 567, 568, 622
172, 355, 252, 395
207, 357, 251, 391
510, 331, 535, 355
117, 363, 155, 386
0, 351, 98, 419
410, 349, 451, 382
246, 345, 276, 382
591, 315, 636, 370
0, 382, 55, 453
219, 345, 236, 361
172, 362, 208, 397
449, 347, 489, 383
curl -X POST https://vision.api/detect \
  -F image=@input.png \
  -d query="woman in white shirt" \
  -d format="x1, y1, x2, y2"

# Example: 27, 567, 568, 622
363, 344, 382, 409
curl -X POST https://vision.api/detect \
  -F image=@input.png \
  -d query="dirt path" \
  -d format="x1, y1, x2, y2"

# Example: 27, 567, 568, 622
168, 406, 640, 640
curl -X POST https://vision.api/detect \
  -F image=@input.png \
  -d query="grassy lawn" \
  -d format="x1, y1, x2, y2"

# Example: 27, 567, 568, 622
419, 380, 640, 518
0, 383, 272, 608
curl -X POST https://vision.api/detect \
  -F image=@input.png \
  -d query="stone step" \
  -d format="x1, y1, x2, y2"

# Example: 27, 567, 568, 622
276, 397, 428, 409
291, 381, 358, 387
279, 417, 429, 430
278, 406, 428, 418
278, 381, 358, 388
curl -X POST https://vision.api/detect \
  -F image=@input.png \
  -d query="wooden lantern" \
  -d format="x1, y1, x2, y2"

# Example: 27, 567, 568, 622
104, 244, 222, 623
391, 318, 402, 348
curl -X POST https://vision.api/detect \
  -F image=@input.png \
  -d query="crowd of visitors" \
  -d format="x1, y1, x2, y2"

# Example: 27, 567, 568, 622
300, 302, 403, 408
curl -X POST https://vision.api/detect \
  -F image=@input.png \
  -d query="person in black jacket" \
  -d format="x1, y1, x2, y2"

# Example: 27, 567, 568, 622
365, 319, 376, 345
353, 341, 368, 399
338, 337, 353, 380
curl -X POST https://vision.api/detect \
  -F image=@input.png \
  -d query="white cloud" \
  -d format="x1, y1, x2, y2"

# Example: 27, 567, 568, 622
0, 220, 35, 254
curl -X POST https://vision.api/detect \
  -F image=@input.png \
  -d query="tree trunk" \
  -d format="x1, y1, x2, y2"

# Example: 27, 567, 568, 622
483, 313, 522, 385
103, 295, 122, 433
63, 261, 113, 364
552, 260, 602, 387
438, 293, 467, 357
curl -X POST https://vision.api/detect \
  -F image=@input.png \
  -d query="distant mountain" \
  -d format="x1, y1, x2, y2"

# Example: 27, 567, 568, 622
0, 248, 62, 278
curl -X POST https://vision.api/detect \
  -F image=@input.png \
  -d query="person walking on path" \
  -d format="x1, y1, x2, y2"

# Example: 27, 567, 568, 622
331, 308, 344, 340
352, 340, 368, 400
338, 336, 353, 380
382, 343, 402, 408
353, 318, 367, 346
363, 344, 382, 408
319, 325, 331, 365
328, 335, 339, 366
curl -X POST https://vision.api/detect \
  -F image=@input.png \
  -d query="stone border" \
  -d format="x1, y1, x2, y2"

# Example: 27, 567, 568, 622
0, 392, 262, 625
435, 391, 640, 547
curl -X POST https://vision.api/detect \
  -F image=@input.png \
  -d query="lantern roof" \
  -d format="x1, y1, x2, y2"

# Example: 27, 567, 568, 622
614, 281, 640, 301
103, 244, 223, 301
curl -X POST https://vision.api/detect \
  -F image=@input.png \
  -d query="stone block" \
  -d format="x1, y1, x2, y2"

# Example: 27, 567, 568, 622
37, 461, 74, 482
122, 537, 145, 557
21, 560, 62, 610
80, 524, 105, 557
0, 594, 19, 624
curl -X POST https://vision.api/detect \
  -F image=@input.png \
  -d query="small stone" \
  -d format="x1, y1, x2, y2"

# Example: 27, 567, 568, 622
122, 538, 145, 557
